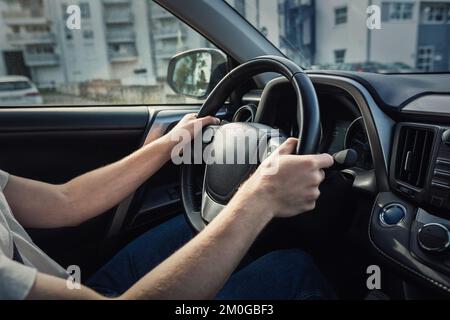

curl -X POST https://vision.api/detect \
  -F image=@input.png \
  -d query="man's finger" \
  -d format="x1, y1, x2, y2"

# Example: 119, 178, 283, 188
185, 113, 198, 120
275, 138, 298, 156
312, 153, 334, 169
198, 116, 220, 127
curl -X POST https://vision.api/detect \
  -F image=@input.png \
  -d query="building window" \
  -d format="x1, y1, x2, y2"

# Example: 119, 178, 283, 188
334, 49, 346, 64
27, 45, 54, 55
383, 2, 414, 21
417, 46, 434, 71
335, 6, 347, 25
65, 29, 73, 41
421, 3, 448, 23
79, 3, 91, 19
83, 30, 94, 39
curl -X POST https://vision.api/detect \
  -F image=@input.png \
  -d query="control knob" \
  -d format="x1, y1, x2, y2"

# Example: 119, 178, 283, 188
418, 223, 450, 253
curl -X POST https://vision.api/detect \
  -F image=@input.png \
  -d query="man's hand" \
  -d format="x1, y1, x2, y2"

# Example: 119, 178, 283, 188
6, 114, 218, 229
165, 113, 220, 144
144, 113, 220, 146
236, 138, 334, 219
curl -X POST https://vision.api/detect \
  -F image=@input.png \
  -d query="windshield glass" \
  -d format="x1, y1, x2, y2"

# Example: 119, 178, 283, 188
226, 0, 450, 73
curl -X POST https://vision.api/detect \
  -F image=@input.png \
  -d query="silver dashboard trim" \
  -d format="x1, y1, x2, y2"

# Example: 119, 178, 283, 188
418, 223, 450, 253
402, 94, 450, 116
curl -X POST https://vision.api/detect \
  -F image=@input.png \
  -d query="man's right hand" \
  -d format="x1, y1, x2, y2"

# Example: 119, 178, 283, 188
236, 138, 334, 219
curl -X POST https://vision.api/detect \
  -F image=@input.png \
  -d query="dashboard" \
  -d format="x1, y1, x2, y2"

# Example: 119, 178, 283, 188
240, 73, 450, 297
240, 78, 374, 171
327, 117, 372, 170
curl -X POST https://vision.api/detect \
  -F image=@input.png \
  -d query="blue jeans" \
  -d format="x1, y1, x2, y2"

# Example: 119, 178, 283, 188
87, 215, 335, 299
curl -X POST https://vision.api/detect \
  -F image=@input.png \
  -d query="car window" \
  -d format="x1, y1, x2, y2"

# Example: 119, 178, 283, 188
226, 0, 450, 74
0, 0, 224, 105
0, 81, 31, 91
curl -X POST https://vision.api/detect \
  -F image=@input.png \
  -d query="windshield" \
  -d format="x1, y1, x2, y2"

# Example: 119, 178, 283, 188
226, 0, 450, 73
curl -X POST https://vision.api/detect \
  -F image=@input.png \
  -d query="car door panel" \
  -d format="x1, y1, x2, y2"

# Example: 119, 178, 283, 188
0, 107, 148, 132
0, 104, 231, 276
0, 106, 149, 181
0, 106, 151, 275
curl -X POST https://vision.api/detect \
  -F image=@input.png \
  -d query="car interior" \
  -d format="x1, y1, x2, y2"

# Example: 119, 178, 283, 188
1, 0, 450, 300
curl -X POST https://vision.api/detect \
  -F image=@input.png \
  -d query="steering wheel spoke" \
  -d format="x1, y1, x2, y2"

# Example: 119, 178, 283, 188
201, 191, 226, 222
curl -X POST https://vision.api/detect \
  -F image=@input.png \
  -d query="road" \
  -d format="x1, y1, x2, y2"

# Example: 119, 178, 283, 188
42, 92, 104, 105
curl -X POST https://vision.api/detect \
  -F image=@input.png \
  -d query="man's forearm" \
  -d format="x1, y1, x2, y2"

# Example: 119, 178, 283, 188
7, 136, 176, 229
27, 185, 273, 300
26, 138, 331, 300
121, 185, 273, 300
60, 136, 176, 226
6, 113, 219, 229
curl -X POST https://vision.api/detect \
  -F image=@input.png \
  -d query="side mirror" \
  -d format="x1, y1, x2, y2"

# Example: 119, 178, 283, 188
167, 48, 227, 99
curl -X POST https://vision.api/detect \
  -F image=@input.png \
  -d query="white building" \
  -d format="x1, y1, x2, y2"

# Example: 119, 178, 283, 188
0, 0, 63, 88
147, 0, 210, 101
0, 0, 209, 94
314, 0, 450, 71
314, 0, 368, 65
226, 0, 280, 47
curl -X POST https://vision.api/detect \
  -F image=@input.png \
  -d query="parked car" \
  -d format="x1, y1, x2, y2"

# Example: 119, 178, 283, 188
382, 62, 417, 73
0, 76, 43, 106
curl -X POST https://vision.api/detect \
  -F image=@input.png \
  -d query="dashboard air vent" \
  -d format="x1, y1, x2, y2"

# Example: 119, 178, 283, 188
395, 126, 435, 189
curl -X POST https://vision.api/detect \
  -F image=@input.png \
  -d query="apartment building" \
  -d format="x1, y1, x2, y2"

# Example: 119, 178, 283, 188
415, 1, 450, 72
0, 0, 276, 95
147, 0, 210, 100
227, 0, 280, 47
0, 0, 208, 92
278, 0, 315, 67
313, 0, 450, 71
0, 0, 62, 88
314, 0, 368, 66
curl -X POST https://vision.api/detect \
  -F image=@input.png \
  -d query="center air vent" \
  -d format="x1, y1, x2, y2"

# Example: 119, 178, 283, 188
395, 126, 435, 189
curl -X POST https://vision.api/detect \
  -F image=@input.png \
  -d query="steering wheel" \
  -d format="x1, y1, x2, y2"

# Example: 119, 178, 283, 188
181, 55, 321, 232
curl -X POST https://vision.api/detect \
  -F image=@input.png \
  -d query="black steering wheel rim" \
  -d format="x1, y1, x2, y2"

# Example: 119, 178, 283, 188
181, 55, 321, 232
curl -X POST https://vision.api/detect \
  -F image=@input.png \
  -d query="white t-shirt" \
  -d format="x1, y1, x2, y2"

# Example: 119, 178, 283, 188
0, 170, 67, 300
